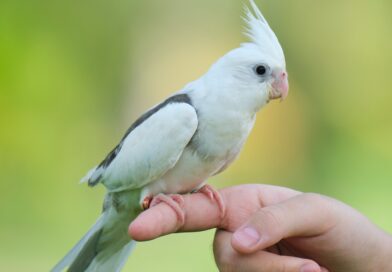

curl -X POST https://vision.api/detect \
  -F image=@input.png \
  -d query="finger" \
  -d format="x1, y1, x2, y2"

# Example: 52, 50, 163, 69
129, 184, 302, 241
129, 192, 222, 241
214, 230, 322, 272
231, 193, 337, 253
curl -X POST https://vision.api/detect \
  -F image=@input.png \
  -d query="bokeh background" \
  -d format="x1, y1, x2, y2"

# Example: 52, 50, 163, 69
1, 0, 391, 271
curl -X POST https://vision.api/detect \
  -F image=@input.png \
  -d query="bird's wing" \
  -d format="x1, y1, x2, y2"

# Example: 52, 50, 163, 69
82, 94, 198, 192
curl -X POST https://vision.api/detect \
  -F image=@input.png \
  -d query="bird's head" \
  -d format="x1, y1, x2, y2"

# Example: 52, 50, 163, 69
204, 0, 288, 111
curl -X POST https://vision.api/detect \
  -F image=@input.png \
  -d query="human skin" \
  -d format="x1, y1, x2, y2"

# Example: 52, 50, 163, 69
129, 184, 392, 272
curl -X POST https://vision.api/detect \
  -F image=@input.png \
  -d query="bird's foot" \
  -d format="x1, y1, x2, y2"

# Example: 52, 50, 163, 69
141, 195, 153, 210
196, 184, 226, 219
144, 194, 185, 226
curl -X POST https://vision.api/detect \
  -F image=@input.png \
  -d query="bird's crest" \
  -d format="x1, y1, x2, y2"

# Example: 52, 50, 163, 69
243, 0, 285, 64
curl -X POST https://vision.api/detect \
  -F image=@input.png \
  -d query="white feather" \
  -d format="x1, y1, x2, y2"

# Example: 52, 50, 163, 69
102, 103, 198, 193
80, 167, 97, 183
244, 0, 285, 64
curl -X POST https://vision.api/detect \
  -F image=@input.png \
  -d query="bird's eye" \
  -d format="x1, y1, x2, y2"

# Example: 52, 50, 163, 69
255, 65, 267, 76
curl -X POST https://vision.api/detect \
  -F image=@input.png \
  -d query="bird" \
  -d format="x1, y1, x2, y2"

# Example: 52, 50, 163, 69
52, 1, 289, 271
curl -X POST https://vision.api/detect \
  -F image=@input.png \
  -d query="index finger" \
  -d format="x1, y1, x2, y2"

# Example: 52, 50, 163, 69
129, 192, 222, 241
129, 184, 301, 241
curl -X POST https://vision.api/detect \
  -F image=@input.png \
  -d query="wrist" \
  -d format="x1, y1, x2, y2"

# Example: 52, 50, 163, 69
375, 231, 392, 271
343, 211, 392, 272
359, 223, 392, 272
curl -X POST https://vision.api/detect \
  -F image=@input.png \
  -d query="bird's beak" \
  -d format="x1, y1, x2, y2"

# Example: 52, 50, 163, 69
270, 71, 289, 101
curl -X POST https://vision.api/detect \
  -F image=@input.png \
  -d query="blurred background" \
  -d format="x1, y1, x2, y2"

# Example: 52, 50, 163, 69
1, 0, 391, 271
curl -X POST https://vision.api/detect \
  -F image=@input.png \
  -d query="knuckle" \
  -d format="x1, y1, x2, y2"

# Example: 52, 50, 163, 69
215, 252, 236, 272
302, 192, 323, 201
301, 192, 329, 206
257, 206, 284, 229
280, 262, 292, 272
213, 232, 236, 271
301, 192, 340, 225
272, 259, 295, 272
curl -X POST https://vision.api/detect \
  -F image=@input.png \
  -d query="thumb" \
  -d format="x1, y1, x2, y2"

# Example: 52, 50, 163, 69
231, 193, 337, 253
215, 230, 326, 272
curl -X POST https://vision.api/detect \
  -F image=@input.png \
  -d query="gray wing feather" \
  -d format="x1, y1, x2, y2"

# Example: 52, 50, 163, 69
81, 95, 198, 192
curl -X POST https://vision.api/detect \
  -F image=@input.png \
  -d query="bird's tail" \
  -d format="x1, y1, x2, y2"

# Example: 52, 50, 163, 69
52, 190, 141, 272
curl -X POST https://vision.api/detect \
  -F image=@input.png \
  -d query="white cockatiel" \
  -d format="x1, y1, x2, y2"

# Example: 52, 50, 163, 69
53, 1, 289, 271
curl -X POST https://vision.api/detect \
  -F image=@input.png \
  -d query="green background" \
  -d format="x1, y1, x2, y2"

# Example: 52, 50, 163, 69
1, 0, 391, 271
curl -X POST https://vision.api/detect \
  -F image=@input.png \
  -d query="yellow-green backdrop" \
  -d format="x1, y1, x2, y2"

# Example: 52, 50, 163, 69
1, 0, 391, 271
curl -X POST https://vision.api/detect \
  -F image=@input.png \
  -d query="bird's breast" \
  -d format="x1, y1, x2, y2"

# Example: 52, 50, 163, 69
191, 110, 256, 160
146, 111, 256, 195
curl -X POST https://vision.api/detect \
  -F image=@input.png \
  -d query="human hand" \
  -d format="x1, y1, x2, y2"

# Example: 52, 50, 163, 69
129, 184, 392, 272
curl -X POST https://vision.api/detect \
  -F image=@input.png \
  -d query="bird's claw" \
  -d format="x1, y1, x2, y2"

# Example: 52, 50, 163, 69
142, 195, 153, 210
197, 184, 226, 219
144, 193, 186, 227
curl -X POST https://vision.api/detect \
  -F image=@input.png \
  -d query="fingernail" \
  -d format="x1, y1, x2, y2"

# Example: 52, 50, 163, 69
300, 263, 319, 272
233, 227, 260, 248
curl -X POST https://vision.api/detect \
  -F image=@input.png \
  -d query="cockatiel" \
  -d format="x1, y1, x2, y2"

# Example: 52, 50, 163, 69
52, 1, 289, 271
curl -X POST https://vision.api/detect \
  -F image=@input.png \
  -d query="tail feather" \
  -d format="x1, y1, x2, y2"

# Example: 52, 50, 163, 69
68, 229, 104, 272
116, 241, 137, 272
52, 215, 106, 272
52, 190, 141, 272
85, 241, 136, 272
